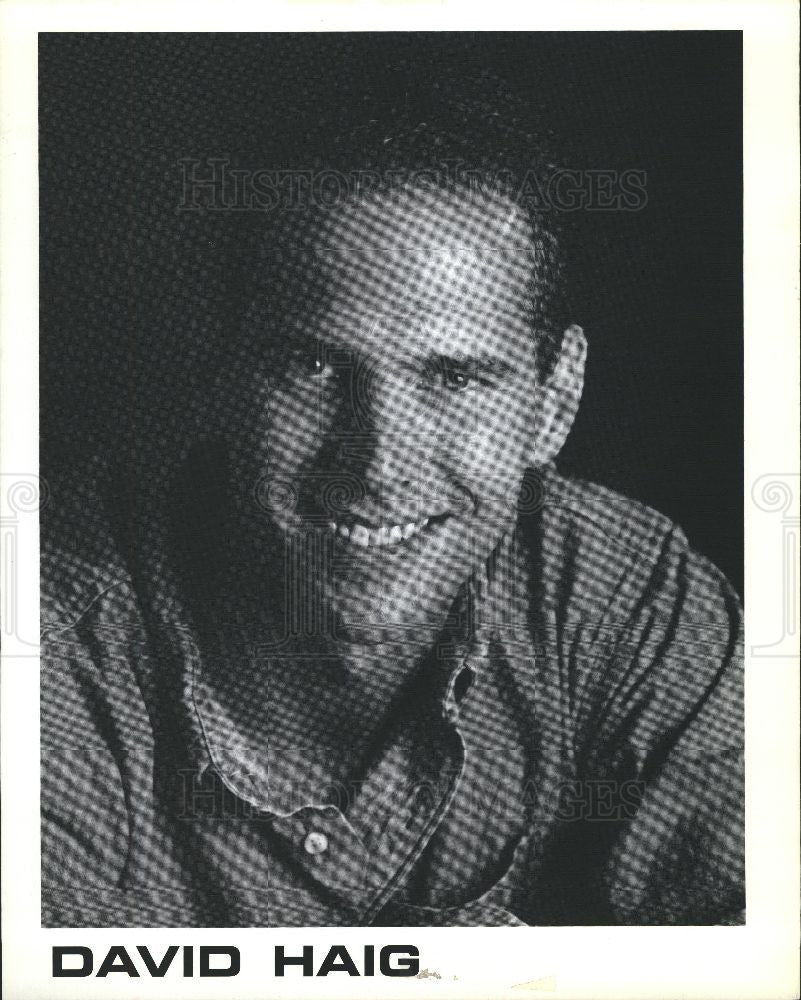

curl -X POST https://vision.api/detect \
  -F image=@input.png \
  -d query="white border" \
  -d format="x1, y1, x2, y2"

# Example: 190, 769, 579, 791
1, 3, 798, 999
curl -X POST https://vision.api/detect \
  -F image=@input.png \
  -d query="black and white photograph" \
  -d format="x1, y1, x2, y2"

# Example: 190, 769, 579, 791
0, 7, 798, 999
38, 31, 746, 929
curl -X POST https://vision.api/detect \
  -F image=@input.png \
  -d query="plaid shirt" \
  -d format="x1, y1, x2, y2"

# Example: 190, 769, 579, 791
41, 462, 744, 927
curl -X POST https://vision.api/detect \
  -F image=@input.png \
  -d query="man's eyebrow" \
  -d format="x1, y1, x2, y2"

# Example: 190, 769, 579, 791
428, 352, 523, 377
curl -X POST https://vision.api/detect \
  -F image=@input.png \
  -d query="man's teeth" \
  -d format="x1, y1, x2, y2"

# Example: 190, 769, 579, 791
327, 518, 430, 547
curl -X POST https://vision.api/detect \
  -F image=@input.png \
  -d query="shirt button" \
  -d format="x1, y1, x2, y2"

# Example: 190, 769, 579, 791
304, 831, 329, 856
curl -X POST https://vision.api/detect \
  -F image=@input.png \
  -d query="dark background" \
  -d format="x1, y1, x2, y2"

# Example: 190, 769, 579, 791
39, 32, 743, 593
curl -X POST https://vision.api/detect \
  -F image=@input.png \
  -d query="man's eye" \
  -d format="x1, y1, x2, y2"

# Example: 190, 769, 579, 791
307, 356, 332, 379
296, 342, 334, 379
442, 368, 473, 392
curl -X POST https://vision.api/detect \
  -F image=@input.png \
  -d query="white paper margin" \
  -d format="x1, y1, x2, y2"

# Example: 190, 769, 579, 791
1, 3, 798, 999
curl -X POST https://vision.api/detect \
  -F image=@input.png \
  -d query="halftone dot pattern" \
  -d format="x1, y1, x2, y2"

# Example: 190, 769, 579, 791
222, 175, 580, 646
40, 35, 743, 928
42, 458, 743, 926
40, 32, 743, 587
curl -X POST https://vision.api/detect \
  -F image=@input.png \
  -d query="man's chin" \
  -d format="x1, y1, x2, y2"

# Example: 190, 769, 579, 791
279, 513, 506, 633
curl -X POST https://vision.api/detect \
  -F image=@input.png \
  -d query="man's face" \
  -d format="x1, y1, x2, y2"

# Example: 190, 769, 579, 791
236, 185, 546, 629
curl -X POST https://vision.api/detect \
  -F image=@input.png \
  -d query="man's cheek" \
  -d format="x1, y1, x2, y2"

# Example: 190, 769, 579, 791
449, 432, 528, 493
266, 387, 323, 465
455, 436, 493, 482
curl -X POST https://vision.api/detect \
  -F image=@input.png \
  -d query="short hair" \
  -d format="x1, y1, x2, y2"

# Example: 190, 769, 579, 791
243, 75, 572, 382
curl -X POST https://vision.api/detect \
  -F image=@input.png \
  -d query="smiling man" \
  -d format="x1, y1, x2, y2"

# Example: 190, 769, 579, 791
41, 107, 744, 927
234, 178, 581, 630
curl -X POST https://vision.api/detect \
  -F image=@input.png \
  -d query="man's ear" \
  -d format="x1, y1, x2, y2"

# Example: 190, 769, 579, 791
530, 324, 587, 467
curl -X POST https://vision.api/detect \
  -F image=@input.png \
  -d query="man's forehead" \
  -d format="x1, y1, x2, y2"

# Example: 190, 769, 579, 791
310, 182, 535, 255
267, 183, 540, 351
313, 305, 537, 369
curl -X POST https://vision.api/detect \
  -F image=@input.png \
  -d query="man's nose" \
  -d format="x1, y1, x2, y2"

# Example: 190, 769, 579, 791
346, 367, 432, 497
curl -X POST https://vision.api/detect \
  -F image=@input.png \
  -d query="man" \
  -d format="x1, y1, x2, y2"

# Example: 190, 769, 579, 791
41, 106, 744, 927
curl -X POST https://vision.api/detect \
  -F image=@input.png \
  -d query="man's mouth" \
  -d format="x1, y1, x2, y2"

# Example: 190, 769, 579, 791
325, 515, 446, 548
